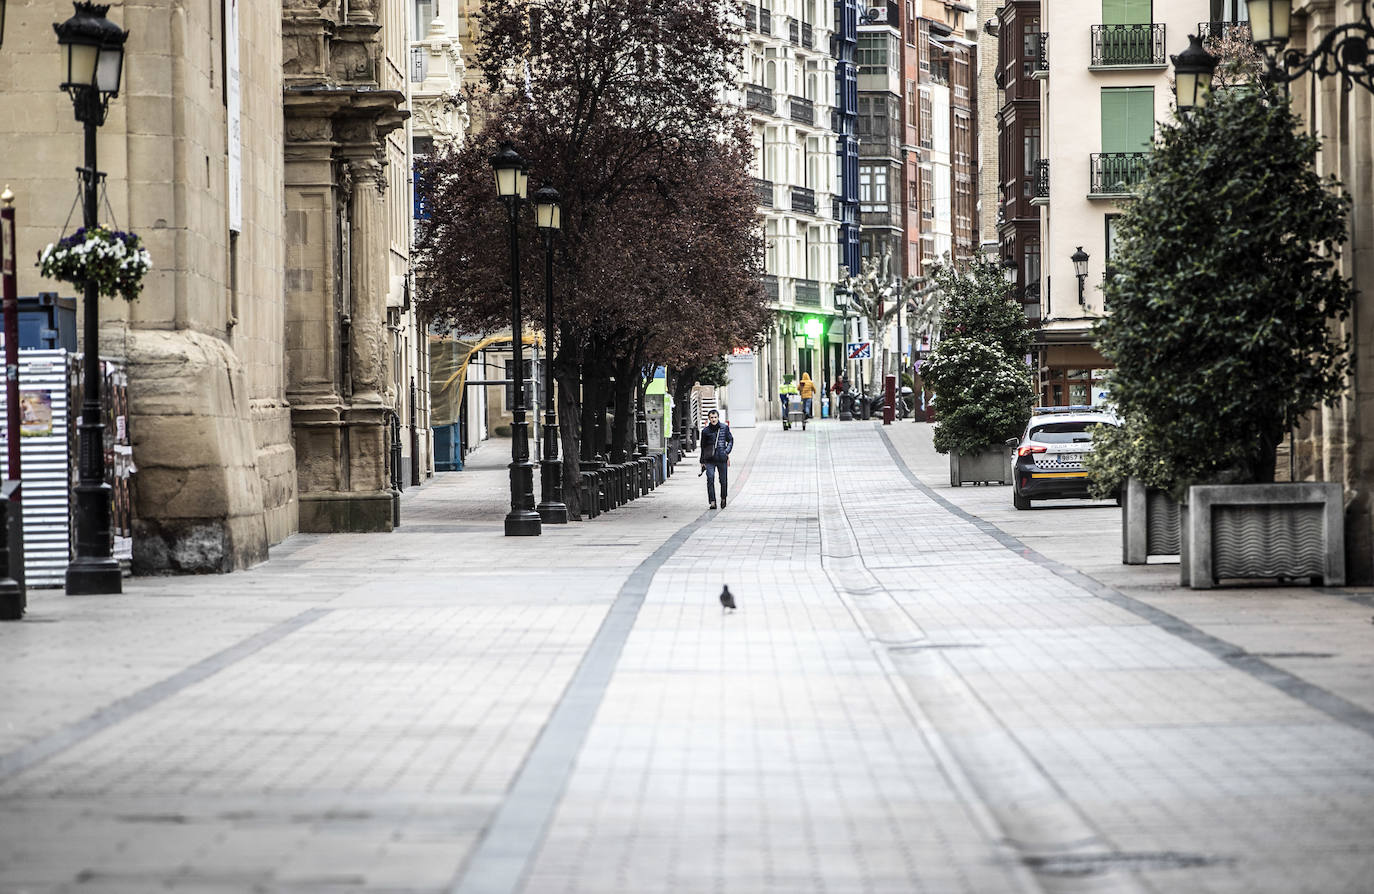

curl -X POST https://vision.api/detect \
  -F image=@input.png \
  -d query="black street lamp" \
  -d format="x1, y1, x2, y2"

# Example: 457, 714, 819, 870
56, 1, 127, 595
1171, 34, 1219, 114
1001, 257, 1018, 287
1250, 0, 1374, 93
533, 183, 568, 524
491, 142, 541, 537
835, 287, 853, 421
1071, 246, 1090, 307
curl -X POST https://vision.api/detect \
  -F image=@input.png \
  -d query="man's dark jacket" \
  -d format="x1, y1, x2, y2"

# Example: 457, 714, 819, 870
700, 422, 734, 464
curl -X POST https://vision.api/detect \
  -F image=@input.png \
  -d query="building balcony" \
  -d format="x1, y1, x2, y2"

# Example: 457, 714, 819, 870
745, 4, 757, 32
1197, 20, 1251, 41
789, 95, 815, 126
860, 208, 898, 228
802, 22, 814, 49
763, 274, 780, 301
1090, 152, 1148, 197
758, 6, 772, 37
1032, 158, 1049, 205
789, 18, 800, 45
795, 279, 821, 305
753, 177, 774, 208
1090, 23, 1166, 67
746, 83, 776, 115
791, 185, 817, 215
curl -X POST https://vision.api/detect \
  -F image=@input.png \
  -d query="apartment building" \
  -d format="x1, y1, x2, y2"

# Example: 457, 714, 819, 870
742, 1, 844, 421
1008, 0, 1217, 406
855, 1, 977, 374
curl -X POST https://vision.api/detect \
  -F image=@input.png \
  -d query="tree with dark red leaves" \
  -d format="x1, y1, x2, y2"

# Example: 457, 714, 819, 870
414, 0, 768, 517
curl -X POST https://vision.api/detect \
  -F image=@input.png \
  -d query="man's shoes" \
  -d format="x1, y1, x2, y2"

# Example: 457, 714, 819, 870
721, 498, 727, 508
709, 502, 717, 509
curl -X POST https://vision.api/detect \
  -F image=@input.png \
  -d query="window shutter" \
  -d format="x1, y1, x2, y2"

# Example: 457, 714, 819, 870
1101, 87, 1154, 152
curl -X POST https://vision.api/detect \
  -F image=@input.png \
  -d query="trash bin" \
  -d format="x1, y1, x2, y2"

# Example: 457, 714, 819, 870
860, 396, 872, 419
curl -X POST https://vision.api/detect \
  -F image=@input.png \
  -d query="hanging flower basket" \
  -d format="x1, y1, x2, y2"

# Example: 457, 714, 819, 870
38, 225, 152, 301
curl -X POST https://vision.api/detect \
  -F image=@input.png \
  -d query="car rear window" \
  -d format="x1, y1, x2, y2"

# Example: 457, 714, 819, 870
1028, 421, 1109, 444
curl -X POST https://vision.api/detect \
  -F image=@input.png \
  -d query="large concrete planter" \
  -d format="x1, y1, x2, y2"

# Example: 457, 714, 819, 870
1122, 478, 1181, 564
949, 448, 1011, 486
1180, 482, 1345, 589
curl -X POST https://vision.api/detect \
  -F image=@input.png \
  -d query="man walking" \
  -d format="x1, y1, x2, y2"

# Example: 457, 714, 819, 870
699, 409, 734, 509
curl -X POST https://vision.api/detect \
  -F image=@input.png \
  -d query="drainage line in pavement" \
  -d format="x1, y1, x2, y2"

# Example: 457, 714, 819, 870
0, 607, 332, 782
448, 431, 767, 894
875, 424, 1374, 743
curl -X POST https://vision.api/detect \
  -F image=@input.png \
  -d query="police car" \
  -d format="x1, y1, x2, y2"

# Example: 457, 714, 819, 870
1008, 406, 1119, 510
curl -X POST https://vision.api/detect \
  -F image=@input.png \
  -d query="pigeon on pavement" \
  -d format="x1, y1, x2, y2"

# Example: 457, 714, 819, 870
720, 586, 736, 612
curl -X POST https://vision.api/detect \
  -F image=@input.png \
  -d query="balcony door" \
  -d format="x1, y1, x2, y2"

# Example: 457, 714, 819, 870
1101, 0, 1151, 24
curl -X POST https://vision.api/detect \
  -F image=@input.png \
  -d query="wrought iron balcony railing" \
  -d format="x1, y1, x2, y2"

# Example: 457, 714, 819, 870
790, 185, 817, 214
795, 279, 821, 305
789, 95, 815, 126
745, 4, 757, 32
1090, 152, 1148, 196
1035, 158, 1049, 198
759, 6, 772, 36
763, 274, 779, 301
789, 18, 800, 45
1090, 23, 1166, 66
802, 22, 814, 49
753, 177, 774, 208
746, 83, 776, 115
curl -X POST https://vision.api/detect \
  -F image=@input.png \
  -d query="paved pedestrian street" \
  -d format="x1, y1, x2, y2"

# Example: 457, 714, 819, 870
2, 421, 1373, 894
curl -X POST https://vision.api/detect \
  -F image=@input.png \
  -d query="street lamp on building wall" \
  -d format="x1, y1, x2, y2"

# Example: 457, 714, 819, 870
1249, 0, 1374, 92
1071, 246, 1090, 307
533, 183, 568, 525
56, 1, 127, 595
491, 142, 541, 537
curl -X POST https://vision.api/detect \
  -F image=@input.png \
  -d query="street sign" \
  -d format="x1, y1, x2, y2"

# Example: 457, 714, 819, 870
847, 342, 872, 360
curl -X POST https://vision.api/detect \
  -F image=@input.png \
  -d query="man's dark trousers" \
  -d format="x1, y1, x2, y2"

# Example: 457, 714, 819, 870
704, 460, 728, 505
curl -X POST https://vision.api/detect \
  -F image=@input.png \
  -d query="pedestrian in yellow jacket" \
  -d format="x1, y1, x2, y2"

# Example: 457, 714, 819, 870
799, 372, 817, 419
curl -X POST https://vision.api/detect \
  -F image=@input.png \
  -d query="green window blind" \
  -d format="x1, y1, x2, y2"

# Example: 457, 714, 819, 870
1101, 0, 1151, 25
1100, 87, 1155, 153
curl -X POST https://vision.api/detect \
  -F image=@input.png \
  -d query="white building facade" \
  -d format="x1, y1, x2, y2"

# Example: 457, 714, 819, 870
1032, 0, 1219, 406
741, 1, 845, 422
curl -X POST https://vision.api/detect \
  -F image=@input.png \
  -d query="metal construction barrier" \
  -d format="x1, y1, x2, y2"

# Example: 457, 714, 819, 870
0, 350, 73, 587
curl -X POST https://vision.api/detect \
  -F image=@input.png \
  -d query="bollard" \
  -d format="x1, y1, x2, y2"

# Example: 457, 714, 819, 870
0, 480, 25, 620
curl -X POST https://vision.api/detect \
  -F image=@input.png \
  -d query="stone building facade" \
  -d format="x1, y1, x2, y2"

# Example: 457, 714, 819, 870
0, 0, 431, 574
1287, 0, 1374, 582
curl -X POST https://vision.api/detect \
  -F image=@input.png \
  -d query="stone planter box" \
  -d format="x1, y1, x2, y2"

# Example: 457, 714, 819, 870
1122, 477, 1181, 564
1180, 482, 1344, 589
949, 448, 1011, 486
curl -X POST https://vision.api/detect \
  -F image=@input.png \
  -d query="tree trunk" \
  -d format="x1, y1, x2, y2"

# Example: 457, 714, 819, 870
556, 366, 582, 518
610, 371, 634, 461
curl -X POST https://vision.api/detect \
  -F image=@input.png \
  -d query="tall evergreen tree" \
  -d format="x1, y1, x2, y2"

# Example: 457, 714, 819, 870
1088, 85, 1351, 499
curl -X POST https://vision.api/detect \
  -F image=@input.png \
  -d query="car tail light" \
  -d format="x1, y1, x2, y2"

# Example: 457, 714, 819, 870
1017, 445, 1047, 457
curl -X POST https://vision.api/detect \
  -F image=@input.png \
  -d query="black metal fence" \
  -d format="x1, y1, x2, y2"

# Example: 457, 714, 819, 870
1090, 23, 1166, 66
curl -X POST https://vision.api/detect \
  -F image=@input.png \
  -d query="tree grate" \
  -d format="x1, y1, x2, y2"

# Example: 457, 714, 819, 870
1023, 851, 1234, 876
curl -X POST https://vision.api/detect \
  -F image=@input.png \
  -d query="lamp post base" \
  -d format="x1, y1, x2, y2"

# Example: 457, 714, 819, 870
537, 455, 569, 523
536, 501, 569, 524
65, 556, 122, 595
505, 510, 543, 536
